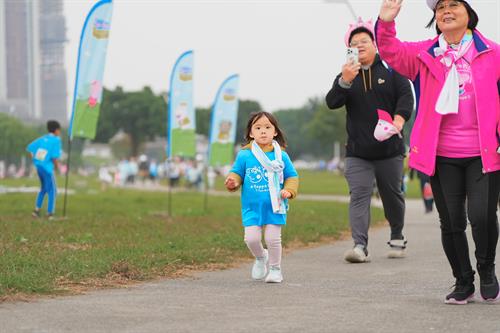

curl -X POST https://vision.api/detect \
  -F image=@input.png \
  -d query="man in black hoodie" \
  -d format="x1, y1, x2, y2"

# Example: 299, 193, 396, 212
325, 18, 413, 263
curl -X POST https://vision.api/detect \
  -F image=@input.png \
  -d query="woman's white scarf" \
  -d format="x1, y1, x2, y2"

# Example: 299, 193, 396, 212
251, 140, 286, 214
433, 32, 473, 115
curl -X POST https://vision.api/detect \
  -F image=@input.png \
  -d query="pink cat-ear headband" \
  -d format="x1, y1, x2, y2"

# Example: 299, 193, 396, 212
344, 17, 375, 47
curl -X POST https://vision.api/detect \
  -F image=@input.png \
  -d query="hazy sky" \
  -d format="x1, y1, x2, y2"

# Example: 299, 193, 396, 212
63, 0, 499, 116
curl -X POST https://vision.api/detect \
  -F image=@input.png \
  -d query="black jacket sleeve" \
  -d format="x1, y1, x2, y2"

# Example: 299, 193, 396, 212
393, 71, 414, 121
325, 73, 350, 110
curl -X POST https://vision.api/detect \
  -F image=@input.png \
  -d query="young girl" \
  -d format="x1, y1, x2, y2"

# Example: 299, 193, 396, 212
225, 111, 299, 283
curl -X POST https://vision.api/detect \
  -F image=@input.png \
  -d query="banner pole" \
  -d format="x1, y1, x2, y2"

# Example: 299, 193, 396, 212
167, 158, 172, 218
203, 161, 209, 213
62, 137, 73, 217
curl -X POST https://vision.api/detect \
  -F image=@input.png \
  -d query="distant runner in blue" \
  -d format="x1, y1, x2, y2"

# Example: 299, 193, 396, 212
27, 120, 63, 219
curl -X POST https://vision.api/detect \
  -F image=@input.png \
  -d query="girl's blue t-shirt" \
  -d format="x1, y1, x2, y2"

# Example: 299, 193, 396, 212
230, 149, 298, 227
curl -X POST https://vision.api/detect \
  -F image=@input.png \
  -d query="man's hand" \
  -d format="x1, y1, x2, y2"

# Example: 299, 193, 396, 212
393, 115, 405, 132
379, 0, 403, 22
341, 61, 361, 84
281, 190, 292, 199
224, 177, 240, 191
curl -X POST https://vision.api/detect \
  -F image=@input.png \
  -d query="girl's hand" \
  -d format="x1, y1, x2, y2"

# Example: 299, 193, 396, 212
224, 177, 239, 191
379, 0, 403, 22
281, 190, 292, 199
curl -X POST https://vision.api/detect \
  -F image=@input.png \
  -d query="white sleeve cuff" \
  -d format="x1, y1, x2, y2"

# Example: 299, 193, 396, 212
338, 77, 353, 89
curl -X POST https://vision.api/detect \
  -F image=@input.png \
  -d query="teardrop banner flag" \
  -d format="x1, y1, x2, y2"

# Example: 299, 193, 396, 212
68, 0, 113, 140
167, 50, 196, 158
208, 74, 239, 166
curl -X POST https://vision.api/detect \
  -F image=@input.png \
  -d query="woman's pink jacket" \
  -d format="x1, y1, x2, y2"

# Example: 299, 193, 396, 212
376, 19, 500, 176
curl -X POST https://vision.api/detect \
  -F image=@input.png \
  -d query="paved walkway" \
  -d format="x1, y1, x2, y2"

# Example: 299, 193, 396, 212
1, 199, 499, 333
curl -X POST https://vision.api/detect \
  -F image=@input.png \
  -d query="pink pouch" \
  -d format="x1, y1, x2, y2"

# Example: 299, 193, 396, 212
374, 109, 402, 142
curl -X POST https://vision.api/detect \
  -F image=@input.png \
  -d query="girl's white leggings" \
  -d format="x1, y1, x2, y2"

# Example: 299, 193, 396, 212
244, 225, 282, 267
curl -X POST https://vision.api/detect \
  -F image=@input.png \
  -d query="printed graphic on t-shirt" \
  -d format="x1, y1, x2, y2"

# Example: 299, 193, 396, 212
456, 61, 472, 100
246, 166, 269, 193
34, 148, 48, 162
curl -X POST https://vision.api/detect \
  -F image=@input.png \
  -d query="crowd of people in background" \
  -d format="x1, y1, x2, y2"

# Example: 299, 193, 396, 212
0, 161, 27, 179
97, 154, 225, 191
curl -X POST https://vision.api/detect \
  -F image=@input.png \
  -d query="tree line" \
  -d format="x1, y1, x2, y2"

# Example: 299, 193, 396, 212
1, 85, 350, 165
95, 86, 348, 160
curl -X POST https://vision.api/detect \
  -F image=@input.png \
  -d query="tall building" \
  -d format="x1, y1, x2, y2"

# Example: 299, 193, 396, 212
39, 0, 67, 123
0, 0, 67, 125
0, 1, 6, 102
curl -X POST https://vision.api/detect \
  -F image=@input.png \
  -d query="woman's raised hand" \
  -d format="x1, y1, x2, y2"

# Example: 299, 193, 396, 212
379, 0, 403, 22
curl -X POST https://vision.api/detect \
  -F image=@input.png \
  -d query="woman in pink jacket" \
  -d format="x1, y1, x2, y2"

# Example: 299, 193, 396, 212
377, 0, 500, 305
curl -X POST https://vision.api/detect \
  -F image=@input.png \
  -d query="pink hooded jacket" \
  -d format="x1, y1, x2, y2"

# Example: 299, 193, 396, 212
375, 19, 500, 176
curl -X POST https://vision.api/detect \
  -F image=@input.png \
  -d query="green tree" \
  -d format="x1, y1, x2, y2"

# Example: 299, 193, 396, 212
273, 97, 324, 159
96, 86, 166, 156
94, 86, 126, 143
304, 103, 347, 158
195, 107, 210, 137
0, 113, 40, 166
63, 133, 85, 170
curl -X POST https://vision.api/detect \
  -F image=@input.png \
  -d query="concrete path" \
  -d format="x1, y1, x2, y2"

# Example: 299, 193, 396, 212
1, 199, 499, 333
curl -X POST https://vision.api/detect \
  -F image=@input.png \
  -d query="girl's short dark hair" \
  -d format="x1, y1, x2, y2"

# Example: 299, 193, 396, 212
243, 111, 287, 148
426, 0, 479, 34
47, 120, 61, 133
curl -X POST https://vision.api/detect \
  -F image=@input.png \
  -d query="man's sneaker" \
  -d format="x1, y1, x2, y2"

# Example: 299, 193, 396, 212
47, 214, 55, 221
478, 264, 500, 302
251, 249, 268, 280
265, 266, 283, 283
445, 278, 475, 305
32, 210, 41, 218
344, 245, 370, 263
387, 238, 407, 259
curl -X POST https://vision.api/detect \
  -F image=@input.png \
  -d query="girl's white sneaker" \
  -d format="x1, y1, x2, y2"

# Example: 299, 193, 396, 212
265, 266, 283, 283
251, 249, 268, 280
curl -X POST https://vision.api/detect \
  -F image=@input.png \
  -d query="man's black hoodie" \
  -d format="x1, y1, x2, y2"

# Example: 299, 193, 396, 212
325, 54, 414, 160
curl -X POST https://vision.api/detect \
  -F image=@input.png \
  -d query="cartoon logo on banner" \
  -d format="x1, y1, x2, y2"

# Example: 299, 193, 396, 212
223, 88, 236, 101
93, 18, 110, 39
175, 102, 191, 129
179, 66, 193, 81
217, 120, 232, 143
88, 80, 102, 107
